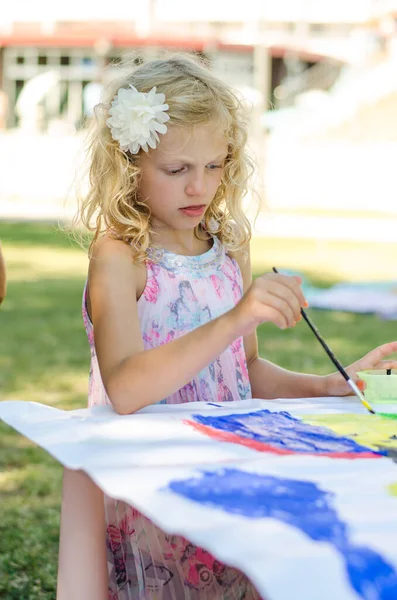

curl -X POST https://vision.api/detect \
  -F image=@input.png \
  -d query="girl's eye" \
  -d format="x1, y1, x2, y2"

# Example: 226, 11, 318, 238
165, 164, 223, 175
166, 167, 185, 175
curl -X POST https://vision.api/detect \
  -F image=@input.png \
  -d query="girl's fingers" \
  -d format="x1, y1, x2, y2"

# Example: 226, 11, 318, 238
244, 272, 309, 331
255, 285, 297, 326
268, 273, 308, 308
346, 343, 397, 381
257, 278, 303, 322
261, 292, 295, 328
264, 305, 290, 330
367, 360, 397, 371
269, 282, 303, 322
360, 341, 397, 367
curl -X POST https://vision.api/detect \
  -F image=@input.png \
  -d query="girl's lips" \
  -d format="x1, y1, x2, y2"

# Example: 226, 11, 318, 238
179, 205, 206, 217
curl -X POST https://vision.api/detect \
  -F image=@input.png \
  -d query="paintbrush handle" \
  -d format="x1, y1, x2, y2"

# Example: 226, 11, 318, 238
272, 267, 375, 414
302, 310, 374, 413
300, 309, 349, 381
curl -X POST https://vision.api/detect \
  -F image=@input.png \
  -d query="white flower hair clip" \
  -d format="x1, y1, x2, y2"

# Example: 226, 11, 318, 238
106, 85, 170, 154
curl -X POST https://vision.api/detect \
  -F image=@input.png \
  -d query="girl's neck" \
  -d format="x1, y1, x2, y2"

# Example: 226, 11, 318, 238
149, 225, 212, 257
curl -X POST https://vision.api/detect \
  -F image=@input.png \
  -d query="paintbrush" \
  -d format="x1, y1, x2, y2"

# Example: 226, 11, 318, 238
272, 267, 375, 414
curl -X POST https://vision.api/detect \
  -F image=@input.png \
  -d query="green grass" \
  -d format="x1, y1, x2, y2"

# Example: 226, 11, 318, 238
0, 221, 396, 598
250, 235, 397, 283
0, 223, 89, 599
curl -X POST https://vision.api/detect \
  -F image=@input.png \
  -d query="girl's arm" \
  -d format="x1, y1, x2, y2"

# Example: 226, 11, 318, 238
0, 242, 6, 304
57, 468, 108, 600
88, 237, 246, 414
233, 247, 397, 399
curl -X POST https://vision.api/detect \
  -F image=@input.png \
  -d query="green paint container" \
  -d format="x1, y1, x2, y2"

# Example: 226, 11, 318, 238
357, 369, 397, 412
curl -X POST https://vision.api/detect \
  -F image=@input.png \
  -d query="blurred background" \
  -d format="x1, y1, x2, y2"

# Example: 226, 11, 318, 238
1, 3, 397, 598
1, 0, 397, 240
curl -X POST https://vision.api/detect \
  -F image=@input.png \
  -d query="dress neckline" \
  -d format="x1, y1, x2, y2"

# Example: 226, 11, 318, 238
146, 235, 224, 271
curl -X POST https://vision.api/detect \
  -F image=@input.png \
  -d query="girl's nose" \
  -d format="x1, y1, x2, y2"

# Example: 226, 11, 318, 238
185, 174, 206, 197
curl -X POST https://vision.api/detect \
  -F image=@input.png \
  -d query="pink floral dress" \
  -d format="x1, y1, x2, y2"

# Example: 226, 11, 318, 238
83, 236, 261, 599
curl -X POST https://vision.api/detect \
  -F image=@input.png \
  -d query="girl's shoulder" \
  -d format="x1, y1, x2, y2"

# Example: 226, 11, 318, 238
226, 241, 252, 290
90, 233, 133, 260
227, 242, 250, 269
88, 234, 146, 299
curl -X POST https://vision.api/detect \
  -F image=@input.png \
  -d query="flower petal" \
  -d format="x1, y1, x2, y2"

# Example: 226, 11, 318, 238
153, 122, 168, 135
107, 85, 169, 153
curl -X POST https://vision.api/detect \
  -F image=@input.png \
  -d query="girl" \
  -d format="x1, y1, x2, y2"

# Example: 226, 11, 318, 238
59, 54, 397, 600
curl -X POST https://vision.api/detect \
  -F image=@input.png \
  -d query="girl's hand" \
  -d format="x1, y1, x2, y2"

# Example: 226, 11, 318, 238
232, 272, 308, 336
325, 341, 397, 396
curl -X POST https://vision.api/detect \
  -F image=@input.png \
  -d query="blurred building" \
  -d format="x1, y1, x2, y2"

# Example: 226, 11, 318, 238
0, 0, 396, 130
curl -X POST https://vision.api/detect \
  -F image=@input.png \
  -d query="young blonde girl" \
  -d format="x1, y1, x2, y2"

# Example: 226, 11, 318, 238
58, 54, 397, 600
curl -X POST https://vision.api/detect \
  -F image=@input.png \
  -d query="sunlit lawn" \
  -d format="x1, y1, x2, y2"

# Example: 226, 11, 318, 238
1, 221, 396, 598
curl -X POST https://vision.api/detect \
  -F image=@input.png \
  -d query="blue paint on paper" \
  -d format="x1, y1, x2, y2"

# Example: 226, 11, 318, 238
169, 469, 397, 599
192, 410, 385, 455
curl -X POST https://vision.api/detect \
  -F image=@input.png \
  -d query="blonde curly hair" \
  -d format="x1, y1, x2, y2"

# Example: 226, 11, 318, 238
77, 53, 255, 260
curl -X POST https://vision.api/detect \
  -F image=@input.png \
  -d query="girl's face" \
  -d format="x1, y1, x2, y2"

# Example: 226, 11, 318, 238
138, 122, 228, 231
